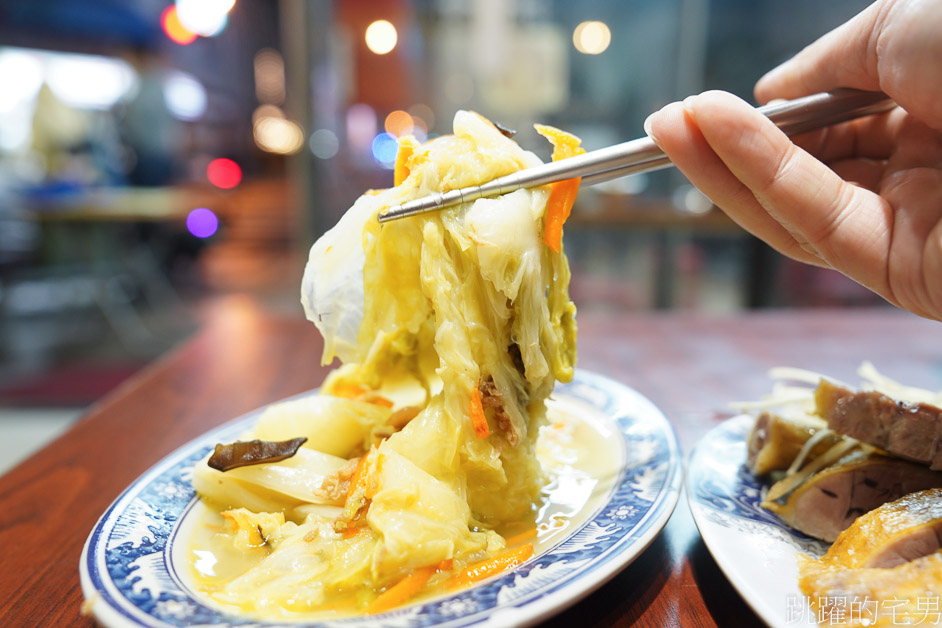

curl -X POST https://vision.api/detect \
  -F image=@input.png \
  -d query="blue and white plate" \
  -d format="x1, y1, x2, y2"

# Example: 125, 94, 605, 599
687, 415, 828, 628
80, 369, 682, 628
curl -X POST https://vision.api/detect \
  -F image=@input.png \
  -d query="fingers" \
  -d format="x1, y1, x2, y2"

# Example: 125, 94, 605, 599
757, 0, 942, 131
879, 168, 942, 318
687, 92, 892, 282
790, 107, 908, 165
644, 95, 823, 266
646, 91, 895, 297
885, 115, 942, 172
924, 219, 942, 320
876, 0, 942, 130
754, 2, 884, 102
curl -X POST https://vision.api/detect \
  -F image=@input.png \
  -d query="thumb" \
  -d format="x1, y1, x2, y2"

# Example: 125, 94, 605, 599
756, 0, 942, 131
755, 2, 883, 103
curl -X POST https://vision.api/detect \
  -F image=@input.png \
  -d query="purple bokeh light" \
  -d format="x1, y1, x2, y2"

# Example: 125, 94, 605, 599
186, 207, 219, 238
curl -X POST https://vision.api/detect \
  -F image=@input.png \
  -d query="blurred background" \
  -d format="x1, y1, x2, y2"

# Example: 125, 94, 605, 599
0, 0, 879, 472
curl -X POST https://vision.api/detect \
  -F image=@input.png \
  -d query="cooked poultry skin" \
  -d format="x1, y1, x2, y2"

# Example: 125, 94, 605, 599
799, 488, 942, 626
762, 452, 942, 542
820, 488, 942, 568
747, 412, 839, 476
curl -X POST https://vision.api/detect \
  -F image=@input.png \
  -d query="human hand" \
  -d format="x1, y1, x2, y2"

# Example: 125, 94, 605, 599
643, 0, 942, 320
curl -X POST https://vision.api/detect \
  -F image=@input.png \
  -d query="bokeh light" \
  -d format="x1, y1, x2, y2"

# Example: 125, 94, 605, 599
253, 48, 285, 104
677, 185, 713, 214
0, 49, 43, 113
161, 6, 198, 45
384, 110, 413, 137
186, 208, 219, 238
206, 158, 242, 189
365, 20, 397, 55
371, 132, 398, 167
408, 103, 435, 133
176, 0, 233, 37
346, 103, 377, 152
410, 118, 428, 142
252, 104, 284, 124
254, 116, 304, 154
45, 53, 138, 110
573, 21, 611, 55
309, 129, 339, 159
0, 47, 136, 151
163, 71, 207, 120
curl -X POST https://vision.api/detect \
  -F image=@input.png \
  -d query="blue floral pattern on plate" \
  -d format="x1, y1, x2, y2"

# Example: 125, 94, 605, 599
81, 369, 682, 628
687, 415, 828, 628
687, 415, 827, 556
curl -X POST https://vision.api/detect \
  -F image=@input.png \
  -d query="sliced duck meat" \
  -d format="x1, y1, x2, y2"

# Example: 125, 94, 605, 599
823, 488, 942, 568
800, 552, 942, 627
815, 379, 942, 470
762, 450, 942, 542
798, 489, 942, 626
747, 411, 840, 475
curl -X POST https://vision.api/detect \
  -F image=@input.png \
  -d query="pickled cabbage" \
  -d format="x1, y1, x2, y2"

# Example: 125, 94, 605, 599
191, 111, 578, 617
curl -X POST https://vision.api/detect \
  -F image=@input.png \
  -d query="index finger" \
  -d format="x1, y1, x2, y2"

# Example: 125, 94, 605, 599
685, 91, 893, 294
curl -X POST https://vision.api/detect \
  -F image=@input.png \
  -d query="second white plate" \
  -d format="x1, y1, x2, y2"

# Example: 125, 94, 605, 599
687, 415, 828, 628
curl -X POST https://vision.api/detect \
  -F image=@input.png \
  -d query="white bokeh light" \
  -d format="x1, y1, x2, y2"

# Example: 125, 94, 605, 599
365, 20, 398, 55
163, 71, 208, 121
175, 0, 233, 37
0, 49, 43, 113
45, 53, 138, 110
254, 116, 304, 154
573, 21, 612, 55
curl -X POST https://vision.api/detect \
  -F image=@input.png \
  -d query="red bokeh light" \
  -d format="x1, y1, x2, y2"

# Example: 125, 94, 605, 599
206, 158, 243, 189
161, 7, 198, 45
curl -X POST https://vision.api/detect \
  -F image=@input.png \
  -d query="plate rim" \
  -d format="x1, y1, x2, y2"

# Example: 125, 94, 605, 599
80, 368, 683, 628
686, 414, 822, 628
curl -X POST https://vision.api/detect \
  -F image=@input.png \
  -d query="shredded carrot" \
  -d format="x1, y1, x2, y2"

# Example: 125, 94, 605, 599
331, 381, 368, 400
503, 527, 538, 548
345, 455, 369, 504
342, 526, 367, 540
436, 559, 454, 572
469, 386, 489, 438
336, 451, 383, 534
534, 124, 581, 159
366, 565, 437, 614
446, 543, 534, 590
364, 393, 395, 408
329, 383, 394, 408
534, 124, 586, 253
543, 178, 581, 253
394, 137, 420, 186
372, 452, 384, 495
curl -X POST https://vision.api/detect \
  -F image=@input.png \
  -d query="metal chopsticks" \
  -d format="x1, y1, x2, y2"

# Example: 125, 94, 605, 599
377, 88, 896, 223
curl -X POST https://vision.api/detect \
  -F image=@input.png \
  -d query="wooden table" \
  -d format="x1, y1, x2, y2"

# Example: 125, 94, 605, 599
3, 296, 941, 627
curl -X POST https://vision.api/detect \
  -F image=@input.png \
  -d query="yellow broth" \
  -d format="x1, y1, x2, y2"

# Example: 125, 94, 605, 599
177, 394, 622, 618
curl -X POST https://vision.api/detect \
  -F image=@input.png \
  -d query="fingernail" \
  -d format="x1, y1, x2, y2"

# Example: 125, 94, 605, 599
643, 113, 655, 138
